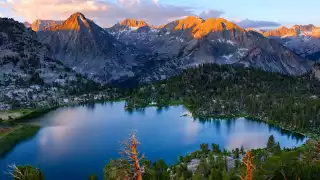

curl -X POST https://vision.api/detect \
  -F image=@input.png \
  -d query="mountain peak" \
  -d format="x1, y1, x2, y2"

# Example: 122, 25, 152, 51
171, 16, 243, 39
173, 16, 204, 31
30, 19, 63, 31
278, 26, 289, 30
120, 18, 149, 28
263, 24, 319, 38
45, 12, 90, 32
70, 12, 86, 19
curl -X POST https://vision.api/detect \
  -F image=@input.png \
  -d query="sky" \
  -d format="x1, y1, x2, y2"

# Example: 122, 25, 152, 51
0, 0, 319, 28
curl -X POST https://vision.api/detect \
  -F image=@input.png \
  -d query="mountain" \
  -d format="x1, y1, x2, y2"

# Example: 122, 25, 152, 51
29, 20, 63, 31
107, 18, 158, 48
120, 18, 154, 28
263, 24, 317, 38
0, 17, 99, 110
38, 12, 139, 83
108, 16, 311, 79
33, 13, 312, 85
262, 25, 320, 61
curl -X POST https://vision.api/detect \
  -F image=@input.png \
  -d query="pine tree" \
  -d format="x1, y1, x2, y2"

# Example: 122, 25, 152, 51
273, 142, 281, 155
200, 143, 209, 154
240, 145, 245, 155
267, 135, 276, 150
208, 168, 223, 180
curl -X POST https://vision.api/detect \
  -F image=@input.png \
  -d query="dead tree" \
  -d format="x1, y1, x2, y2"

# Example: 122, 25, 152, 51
240, 151, 253, 180
120, 131, 145, 180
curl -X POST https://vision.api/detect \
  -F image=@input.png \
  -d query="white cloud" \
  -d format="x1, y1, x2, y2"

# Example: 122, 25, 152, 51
236, 19, 281, 29
199, 9, 224, 19
0, 0, 6, 6
4, 0, 195, 26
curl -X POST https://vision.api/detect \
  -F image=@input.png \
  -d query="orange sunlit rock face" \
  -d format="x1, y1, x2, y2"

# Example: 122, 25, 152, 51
171, 16, 244, 39
263, 24, 319, 38
263, 26, 289, 37
30, 20, 61, 31
312, 27, 320, 38
120, 19, 149, 28
45, 12, 90, 32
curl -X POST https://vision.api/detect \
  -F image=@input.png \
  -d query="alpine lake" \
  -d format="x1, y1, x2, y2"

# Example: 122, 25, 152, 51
0, 102, 307, 180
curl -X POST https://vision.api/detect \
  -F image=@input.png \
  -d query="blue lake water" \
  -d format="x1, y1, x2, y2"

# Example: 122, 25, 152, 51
0, 102, 306, 180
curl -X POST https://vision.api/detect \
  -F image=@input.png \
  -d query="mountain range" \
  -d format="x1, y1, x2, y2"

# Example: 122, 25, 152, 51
107, 16, 310, 76
11, 13, 320, 85
260, 25, 320, 60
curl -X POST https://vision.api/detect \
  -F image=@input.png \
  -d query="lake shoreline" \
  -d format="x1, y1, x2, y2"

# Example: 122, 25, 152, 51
124, 100, 319, 140
0, 101, 310, 180
0, 125, 40, 157
0, 98, 315, 160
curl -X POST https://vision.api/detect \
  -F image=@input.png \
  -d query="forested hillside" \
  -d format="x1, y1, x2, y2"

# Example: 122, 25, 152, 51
126, 64, 320, 136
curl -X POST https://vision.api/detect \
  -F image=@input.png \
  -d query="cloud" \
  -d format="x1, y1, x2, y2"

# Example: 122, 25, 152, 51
4, 0, 195, 27
236, 19, 281, 29
0, 0, 6, 7
199, 9, 224, 19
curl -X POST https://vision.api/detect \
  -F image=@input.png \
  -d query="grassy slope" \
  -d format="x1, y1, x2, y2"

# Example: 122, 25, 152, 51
0, 125, 40, 157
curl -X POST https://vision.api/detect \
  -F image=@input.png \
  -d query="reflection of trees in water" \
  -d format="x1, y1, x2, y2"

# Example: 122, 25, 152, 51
274, 125, 306, 143
156, 107, 163, 115
85, 103, 96, 110
196, 117, 306, 144
100, 101, 114, 107
225, 119, 236, 133
124, 108, 146, 116
126, 108, 134, 116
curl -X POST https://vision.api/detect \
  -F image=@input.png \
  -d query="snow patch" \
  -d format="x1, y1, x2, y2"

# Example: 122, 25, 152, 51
129, 27, 139, 31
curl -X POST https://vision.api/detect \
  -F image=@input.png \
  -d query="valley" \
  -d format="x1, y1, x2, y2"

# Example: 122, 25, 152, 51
0, 7, 319, 180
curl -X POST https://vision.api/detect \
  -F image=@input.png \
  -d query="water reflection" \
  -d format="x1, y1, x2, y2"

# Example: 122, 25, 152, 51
184, 120, 200, 144
226, 133, 268, 149
0, 102, 307, 180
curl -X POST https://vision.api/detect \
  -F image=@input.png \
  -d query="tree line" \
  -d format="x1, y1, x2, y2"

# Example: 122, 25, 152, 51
125, 64, 320, 137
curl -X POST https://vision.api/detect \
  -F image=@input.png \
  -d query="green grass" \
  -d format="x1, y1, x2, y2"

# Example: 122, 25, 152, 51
0, 108, 55, 123
0, 109, 34, 122
0, 125, 40, 157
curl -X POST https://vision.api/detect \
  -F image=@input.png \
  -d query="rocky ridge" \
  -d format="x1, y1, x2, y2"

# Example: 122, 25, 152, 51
262, 25, 320, 61
38, 13, 139, 83
108, 16, 311, 79
0, 17, 99, 110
